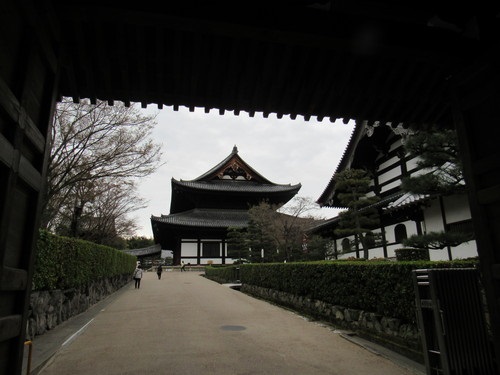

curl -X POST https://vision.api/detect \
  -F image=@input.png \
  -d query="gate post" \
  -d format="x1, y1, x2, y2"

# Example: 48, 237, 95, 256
0, 2, 60, 373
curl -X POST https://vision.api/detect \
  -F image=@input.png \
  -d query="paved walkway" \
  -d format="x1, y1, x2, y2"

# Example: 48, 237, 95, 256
24, 271, 425, 375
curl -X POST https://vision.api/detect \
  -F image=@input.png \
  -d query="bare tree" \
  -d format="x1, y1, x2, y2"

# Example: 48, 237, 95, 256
77, 180, 146, 247
247, 197, 324, 262
43, 98, 163, 240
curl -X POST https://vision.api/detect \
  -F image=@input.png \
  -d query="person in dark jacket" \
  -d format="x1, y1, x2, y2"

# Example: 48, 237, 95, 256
157, 264, 163, 280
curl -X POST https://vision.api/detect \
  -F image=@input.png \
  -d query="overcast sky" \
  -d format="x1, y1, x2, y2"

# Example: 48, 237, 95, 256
132, 105, 355, 238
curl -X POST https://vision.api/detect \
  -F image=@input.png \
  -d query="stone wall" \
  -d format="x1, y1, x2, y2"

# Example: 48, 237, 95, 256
241, 284, 423, 363
26, 275, 130, 340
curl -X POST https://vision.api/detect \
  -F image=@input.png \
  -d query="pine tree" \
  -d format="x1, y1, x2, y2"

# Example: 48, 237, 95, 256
401, 127, 464, 195
226, 227, 250, 263
401, 127, 472, 251
334, 168, 380, 259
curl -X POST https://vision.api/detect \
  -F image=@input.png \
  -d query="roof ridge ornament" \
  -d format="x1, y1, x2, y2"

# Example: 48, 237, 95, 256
232, 145, 238, 154
217, 159, 252, 180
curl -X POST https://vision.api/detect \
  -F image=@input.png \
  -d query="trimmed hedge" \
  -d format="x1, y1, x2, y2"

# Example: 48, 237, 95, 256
33, 230, 137, 291
395, 248, 430, 261
205, 259, 478, 323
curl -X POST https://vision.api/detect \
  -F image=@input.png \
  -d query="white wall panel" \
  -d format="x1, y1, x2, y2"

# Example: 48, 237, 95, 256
380, 180, 400, 193
388, 138, 402, 153
378, 155, 400, 172
443, 194, 471, 223
181, 242, 198, 256
450, 241, 478, 259
378, 168, 400, 184
405, 156, 419, 171
368, 248, 385, 259
203, 258, 223, 264
423, 199, 444, 232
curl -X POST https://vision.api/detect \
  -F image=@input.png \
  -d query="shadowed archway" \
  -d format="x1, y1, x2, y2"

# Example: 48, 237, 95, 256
1, 1, 499, 373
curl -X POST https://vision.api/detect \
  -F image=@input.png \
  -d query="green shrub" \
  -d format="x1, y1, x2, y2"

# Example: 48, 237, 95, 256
204, 265, 239, 283
32, 230, 137, 291
395, 248, 430, 261
205, 260, 478, 323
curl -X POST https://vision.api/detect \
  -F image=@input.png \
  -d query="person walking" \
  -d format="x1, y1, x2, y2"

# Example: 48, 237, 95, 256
133, 265, 143, 289
181, 261, 186, 272
157, 264, 163, 280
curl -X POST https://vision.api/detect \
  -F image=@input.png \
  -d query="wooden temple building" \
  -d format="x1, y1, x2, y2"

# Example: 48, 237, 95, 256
151, 146, 301, 265
312, 120, 477, 261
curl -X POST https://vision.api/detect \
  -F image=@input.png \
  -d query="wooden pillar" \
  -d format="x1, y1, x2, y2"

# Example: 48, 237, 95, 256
0, 2, 60, 373
438, 196, 452, 260
197, 239, 201, 265
378, 208, 388, 258
221, 238, 226, 265
451, 52, 500, 370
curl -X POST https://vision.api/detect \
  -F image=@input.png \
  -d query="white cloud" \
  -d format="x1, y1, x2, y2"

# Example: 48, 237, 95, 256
132, 106, 355, 237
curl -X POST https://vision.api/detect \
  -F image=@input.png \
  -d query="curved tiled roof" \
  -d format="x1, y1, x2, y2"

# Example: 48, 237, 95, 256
172, 179, 301, 194
316, 121, 409, 207
121, 244, 162, 256
316, 121, 363, 206
384, 192, 431, 212
151, 209, 249, 228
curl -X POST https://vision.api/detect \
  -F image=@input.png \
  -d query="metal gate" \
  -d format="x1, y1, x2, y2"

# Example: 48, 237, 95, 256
413, 268, 496, 374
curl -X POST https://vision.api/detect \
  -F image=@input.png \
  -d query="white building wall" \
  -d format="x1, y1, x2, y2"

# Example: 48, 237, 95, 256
331, 137, 477, 261
385, 244, 399, 258
181, 242, 197, 257
449, 241, 478, 259
406, 221, 420, 237
380, 180, 400, 194
182, 258, 199, 265
442, 194, 471, 222
179, 240, 241, 265
426, 246, 474, 261
384, 224, 396, 244
334, 212, 478, 261
368, 248, 385, 258
378, 155, 400, 173
406, 157, 420, 173
422, 197, 477, 260
423, 200, 445, 232
202, 258, 221, 264
384, 220, 418, 244
378, 167, 400, 186
180, 239, 231, 265
389, 138, 403, 152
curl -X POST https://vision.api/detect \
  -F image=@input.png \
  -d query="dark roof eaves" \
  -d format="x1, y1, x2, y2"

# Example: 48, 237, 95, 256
172, 179, 301, 193
316, 120, 366, 206
121, 243, 161, 256
151, 209, 249, 228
